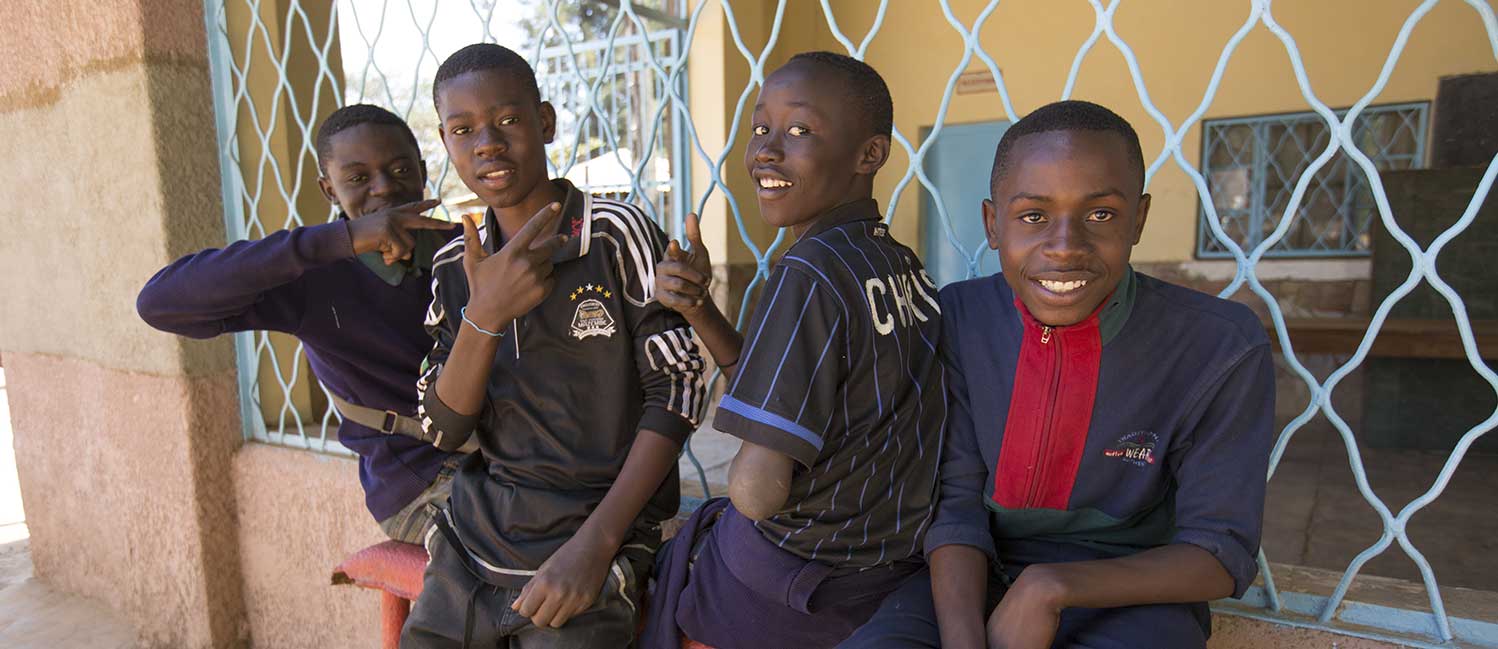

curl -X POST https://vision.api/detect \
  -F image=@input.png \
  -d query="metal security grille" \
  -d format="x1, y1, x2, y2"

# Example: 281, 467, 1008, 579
200, 1, 1498, 646
1197, 103, 1428, 257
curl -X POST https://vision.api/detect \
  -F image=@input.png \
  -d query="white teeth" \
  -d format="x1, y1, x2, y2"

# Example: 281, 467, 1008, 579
482, 170, 512, 180
758, 178, 792, 189
1038, 279, 1088, 293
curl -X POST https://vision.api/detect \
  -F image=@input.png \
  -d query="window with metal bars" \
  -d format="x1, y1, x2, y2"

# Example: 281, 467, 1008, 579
1196, 102, 1428, 258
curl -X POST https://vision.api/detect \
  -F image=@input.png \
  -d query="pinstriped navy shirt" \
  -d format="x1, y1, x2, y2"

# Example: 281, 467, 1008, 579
714, 199, 947, 568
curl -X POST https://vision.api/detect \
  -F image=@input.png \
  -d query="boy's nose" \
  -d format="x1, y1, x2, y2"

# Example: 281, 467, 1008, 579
475, 126, 507, 158
753, 139, 783, 163
1042, 217, 1092, 260
368, 174, 395, 196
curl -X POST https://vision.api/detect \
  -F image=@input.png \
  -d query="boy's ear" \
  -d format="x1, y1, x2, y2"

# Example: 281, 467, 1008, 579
1132, 193, 1151, 245
856, 134, 891, 176
982, 198, 1001, 251
539, 101, 557, 145
317, 175, 340, 209
419, 158, 430, 187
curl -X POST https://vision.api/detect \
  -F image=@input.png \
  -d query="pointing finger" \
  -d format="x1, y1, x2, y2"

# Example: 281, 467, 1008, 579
399, 198, 444, 214
400, 214, 457, 230
528, 233, 568, 261
461, 213, 487, 261
513, 202, 564, 249
685, 212, 704, 251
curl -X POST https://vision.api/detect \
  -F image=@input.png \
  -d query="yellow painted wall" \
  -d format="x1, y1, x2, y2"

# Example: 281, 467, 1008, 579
224, 0, 344, 423
691, 0, 1496, 264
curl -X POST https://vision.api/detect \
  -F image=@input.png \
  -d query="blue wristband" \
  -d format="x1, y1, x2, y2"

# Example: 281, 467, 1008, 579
461, 306, 506, 337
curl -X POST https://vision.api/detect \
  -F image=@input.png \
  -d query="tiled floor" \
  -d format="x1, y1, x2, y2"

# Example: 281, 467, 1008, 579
1261, 416, 1498, 593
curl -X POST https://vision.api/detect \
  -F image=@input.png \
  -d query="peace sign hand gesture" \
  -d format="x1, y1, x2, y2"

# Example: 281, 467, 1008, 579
461, 202, 568, 331
347, 198, 450, 265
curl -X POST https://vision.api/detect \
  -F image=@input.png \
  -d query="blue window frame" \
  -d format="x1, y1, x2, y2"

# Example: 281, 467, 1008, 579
1196, 102, 1428, 258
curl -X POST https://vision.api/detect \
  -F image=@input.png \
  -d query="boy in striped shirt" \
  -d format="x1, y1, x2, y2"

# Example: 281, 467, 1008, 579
641, 52, 946, 649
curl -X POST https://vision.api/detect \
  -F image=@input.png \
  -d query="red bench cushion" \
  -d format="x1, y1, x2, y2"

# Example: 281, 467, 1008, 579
331, 540, 429, 601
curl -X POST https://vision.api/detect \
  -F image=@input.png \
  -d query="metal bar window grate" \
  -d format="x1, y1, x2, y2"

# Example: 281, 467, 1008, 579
199, 1, 1498, 646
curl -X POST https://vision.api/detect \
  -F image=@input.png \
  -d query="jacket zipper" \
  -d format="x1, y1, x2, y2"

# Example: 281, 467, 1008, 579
1025, 325, 1061, 508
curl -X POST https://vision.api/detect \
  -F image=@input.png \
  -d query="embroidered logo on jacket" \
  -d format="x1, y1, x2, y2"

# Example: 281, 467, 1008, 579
569, 283, 616, 339
1103, 431, 1158, 466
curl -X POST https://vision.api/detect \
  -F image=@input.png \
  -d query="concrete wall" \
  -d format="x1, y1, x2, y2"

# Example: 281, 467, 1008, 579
232, 445, 383, 649
0, 1, 247, 647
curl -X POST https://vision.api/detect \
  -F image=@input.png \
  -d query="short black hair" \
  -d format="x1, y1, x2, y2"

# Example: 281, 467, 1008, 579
990, 100, 1145, 193
786, 51, 893, 139
315, 104, 420, 174
433, 43, 540, 109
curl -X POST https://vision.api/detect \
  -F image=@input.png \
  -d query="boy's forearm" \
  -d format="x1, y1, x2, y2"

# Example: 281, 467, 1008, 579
1015, 543, 1234, 612
684, 302, 743, 378
433, 322, 508, 416
930, 544, 990, 649
137, 222, 350, 336
576, 428, 681, 550
726, 441, 793, 520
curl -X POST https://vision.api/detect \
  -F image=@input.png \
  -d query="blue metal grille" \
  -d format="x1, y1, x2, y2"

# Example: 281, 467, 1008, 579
199, 1, 1498, 646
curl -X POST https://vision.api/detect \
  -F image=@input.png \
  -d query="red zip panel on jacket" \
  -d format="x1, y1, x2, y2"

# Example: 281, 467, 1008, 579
992, 300, 1103, 511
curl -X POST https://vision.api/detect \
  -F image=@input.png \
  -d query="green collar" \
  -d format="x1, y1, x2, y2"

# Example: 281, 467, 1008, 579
349, 213, 450, 286
1098, 266, 1137, 346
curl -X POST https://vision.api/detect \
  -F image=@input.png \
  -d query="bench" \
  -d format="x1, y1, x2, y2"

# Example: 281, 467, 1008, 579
333, 517, 716, 649
1268, 317, 1498, 359
331, 540, 429, 649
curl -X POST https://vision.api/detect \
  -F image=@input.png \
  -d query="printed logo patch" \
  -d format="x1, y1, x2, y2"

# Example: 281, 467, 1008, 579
569, 283, 616, 340
1103, 431, 1158, 467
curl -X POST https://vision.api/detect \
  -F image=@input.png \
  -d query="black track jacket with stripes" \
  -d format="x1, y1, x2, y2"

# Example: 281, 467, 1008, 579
417, 180, 706, 586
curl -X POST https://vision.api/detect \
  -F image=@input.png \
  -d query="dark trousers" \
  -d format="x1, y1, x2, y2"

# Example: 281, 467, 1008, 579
837, 568, 1209, 649
400, 524, 641, 649
662, 502, 920, 649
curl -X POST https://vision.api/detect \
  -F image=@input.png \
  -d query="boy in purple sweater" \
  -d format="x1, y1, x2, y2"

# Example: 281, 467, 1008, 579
137, 104, 464, 542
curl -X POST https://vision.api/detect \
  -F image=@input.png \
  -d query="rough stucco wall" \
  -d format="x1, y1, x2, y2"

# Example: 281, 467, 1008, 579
5, 354, 243, 647
233, 445, 386, 649
0, 1, 247, 647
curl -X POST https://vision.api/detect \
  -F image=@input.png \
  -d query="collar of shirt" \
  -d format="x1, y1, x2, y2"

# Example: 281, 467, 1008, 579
481, 179, 592, 263
795, 198, 882, 243
345, 212, 449, 286
1014, 264, 1138, 346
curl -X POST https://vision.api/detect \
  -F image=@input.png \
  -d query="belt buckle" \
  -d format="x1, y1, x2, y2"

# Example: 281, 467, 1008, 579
380, 410, 400, 435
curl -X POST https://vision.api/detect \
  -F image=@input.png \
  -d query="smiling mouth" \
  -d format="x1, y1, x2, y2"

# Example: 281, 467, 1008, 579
1036, 278, 1089, 294
478, 168, 515, 186
758, 177, 793, 190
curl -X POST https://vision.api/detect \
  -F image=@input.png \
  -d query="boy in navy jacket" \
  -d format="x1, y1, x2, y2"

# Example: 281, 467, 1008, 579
137, 105, 462, 542
845, 100, 1275, 649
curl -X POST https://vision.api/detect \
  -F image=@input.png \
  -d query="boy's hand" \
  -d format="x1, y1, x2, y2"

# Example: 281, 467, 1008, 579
461, 203, 567, 331
655, 212, 713, 317
347, 198, 450, 265
985, 570, 1063, 649
511, 531, 614, 629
